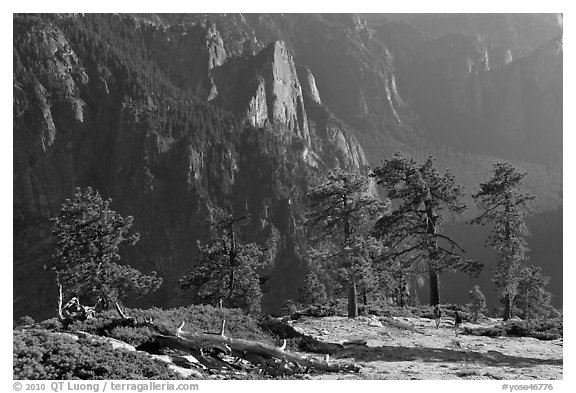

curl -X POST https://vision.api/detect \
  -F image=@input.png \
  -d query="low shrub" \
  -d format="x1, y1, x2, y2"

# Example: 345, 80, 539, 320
259, 316, 304, 339
409, 304, 471, 321
322, 299, 348, 317
384, 307, 415, 318
61, 304, 272, 347
507, 318, 563, 340
127, 305, 272, 342
13, 329, 180, 380
38, 317, 63, 331
292, 303, 342, 319
462, 325, 507, 338
14, 305, 278, 380
16, 316, 35, 327
462, 317, 563, 340
407, 305, 433, 319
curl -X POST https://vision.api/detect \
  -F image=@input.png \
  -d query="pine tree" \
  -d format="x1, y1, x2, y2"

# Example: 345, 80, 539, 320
385, 256, 417, 308
48, 187, 162, 304
298, 272, 328, 306
467, 285, 487, 322
306, 169, 388, 318
179, 207, 266, 314
515, 265, 553, 320
372, 154, 482, 306
179, 239, 263, 314
471, 162, 535, 320
282, 299, 298, 316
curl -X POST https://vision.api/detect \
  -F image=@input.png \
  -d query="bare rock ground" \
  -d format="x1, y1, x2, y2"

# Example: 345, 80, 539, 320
289, 315, 562, 380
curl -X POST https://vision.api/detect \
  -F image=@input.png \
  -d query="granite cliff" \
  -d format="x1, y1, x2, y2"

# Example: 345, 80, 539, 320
13, 13, 562, 318
13, 14, 367, 319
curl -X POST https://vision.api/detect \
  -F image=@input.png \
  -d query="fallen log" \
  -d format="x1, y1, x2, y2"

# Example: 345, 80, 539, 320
149, 322, 360, 375
261, 316, 345, 354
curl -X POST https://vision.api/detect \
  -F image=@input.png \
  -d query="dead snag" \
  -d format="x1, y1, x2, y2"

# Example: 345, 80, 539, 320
57, 282, 64, 321
114, 302, 129, 319
149, 323, 360, 375
56, 283, 97, 323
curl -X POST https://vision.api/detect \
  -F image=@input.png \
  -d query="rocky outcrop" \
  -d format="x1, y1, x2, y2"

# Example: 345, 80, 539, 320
481, 35, 562, 161
13, 23, 88, 152
297, 65, 322, 105
257, 41, 309, 143
416, 33, 489, 119
375, 14, 562, 66
144, 21, 227, 100
16, 15, 353, 320
213, 41, 311, 145
14, 13, 562, 320
305, 100, 369, 171
14, 21, 91, 307
208, 36, 368, 173
204, 23, 228, 100
393, 29, 562, 163
245, 76, 269, 128
142, 18, 371, 172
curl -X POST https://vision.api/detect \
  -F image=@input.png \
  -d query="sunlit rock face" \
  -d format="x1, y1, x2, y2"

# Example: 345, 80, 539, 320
13, 15, 370, 319
256, 41, 310, 143
13, 13, 563, 319
212, 40, 311, 145
298, 65, 322, 105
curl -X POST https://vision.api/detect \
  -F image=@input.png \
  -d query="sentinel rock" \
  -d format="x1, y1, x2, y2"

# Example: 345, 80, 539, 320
202, 32, 366, 172
252, 41, 310, 144
211, 40, 311, 145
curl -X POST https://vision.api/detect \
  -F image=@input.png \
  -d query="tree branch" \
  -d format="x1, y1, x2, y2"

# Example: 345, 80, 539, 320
434, 233, 466, 253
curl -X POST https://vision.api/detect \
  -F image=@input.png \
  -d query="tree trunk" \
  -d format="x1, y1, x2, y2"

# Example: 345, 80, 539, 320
425, 203, 441, 306
524, 288, 530, 320
347, 281, 358, 318
429, 268, 440, 306
57, 281, 64, 321
228, 229, 236, 302
151, 331, 360, 374
228, 268, 235, 304
502, 203, 515, 322
503, 293, 512, 321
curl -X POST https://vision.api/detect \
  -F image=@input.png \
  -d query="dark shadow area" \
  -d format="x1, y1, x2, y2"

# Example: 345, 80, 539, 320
333, 344, 563, 368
